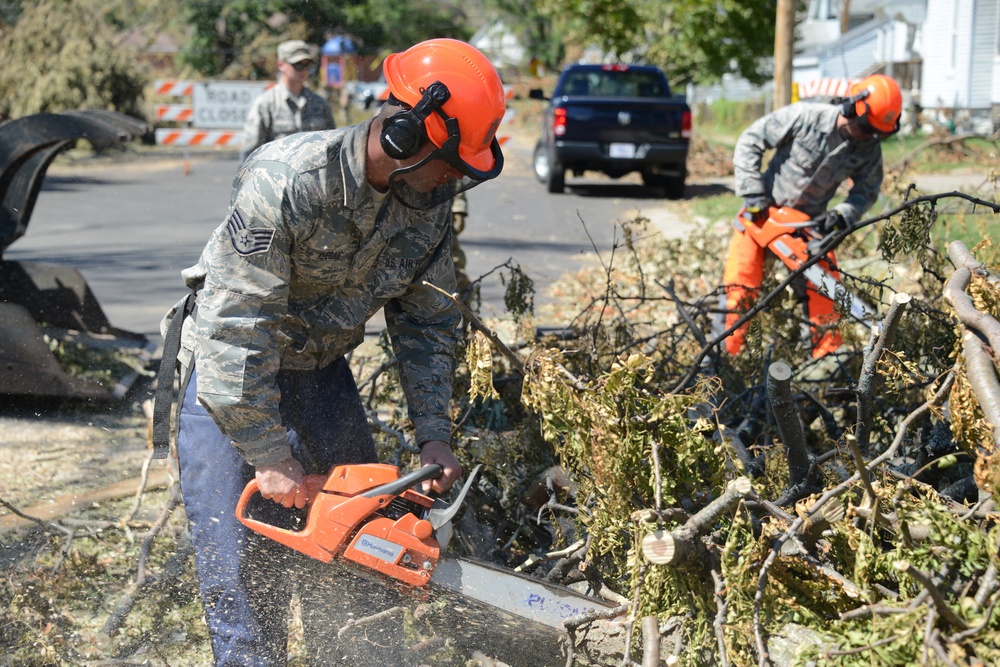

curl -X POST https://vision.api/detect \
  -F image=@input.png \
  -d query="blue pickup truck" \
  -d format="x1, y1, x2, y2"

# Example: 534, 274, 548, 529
529, 64, 691, 198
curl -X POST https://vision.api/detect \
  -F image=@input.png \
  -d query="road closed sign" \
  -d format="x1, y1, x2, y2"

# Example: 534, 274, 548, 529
191, 81, 270, 129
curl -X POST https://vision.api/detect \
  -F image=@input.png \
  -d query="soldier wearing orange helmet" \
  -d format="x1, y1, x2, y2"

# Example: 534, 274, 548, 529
717, 73, 902, 358
161, 38, 506, 665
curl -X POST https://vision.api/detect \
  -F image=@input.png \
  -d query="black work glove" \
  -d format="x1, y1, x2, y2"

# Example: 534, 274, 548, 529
821, 209, 848, 234
743, 195, 772, 219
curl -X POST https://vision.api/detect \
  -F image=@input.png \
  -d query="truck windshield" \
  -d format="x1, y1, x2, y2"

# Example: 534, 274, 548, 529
562, 70, 667, 98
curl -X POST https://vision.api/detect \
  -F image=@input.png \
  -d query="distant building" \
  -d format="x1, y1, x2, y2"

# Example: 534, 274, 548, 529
919, 0, 999, 132
691, 0, 1000, 133
469, 21, 525, 74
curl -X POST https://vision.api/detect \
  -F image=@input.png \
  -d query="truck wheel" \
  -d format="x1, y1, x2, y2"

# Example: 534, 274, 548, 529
641, 172, 668, 189
546, 164, 565, 193
546, 155, 566, 193
664, 176, 686, 200
533, 141, 549, 183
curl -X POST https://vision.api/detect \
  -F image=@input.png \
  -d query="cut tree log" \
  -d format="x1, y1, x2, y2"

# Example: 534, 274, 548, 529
641, 478, 753, 566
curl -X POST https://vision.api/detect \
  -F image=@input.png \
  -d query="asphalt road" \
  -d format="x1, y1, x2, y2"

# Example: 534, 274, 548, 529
7, 136, 697, 341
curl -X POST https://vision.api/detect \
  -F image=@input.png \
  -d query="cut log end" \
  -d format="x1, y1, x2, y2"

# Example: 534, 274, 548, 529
642, 530, 681, 566
727, 476, 753, 496
768, 360, 792, 382
821, 501, 846, 524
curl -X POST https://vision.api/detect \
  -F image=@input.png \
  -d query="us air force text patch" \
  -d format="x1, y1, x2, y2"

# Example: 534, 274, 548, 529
227, 208, 274, 256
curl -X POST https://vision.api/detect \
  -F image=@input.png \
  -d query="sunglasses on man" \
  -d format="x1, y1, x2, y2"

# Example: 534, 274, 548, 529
290, 60, 314, 72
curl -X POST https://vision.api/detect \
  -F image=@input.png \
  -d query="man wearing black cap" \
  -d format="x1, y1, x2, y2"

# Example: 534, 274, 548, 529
240, 40, 335, 163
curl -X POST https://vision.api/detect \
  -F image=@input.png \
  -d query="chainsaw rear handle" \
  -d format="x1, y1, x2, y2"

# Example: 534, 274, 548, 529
235, 474, 334, 562
740, 205, 818, 229
235, 473, 326, 520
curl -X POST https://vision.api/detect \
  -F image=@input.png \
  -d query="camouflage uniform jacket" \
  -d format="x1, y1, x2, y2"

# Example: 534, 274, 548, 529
733, 102, 883, 225
174, 120, 460, 467
240, 84, 335, 162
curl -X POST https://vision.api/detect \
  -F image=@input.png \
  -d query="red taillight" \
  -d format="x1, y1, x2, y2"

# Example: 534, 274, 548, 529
681, 110, 692, 139
553, 107, 567, 137
601, 64, 628, 72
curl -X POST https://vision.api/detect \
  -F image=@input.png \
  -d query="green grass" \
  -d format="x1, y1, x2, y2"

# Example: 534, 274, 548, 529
680, 192, 742, 227
881, 134, 1000, 173
691, 98, 764, 144
934, 209, 1000, 266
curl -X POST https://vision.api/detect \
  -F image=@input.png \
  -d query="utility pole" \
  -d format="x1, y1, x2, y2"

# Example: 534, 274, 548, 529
774, 0, 795, 109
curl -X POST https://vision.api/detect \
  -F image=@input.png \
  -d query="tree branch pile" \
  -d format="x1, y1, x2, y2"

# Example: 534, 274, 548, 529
6, 191, 1000, 666
475, 193, 1000, 665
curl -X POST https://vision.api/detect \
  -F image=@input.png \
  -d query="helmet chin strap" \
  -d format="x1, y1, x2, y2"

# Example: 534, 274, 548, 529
842, 115, 867, 136
387, 152, 439, 209
385, 149, 465, 211
385, 126, 497, 210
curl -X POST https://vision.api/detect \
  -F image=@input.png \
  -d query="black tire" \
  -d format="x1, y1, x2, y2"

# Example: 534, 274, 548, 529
641, 171, 668, 189
664, 175, 686, 200
532, 141, 549, 183
545, 155, 565, 193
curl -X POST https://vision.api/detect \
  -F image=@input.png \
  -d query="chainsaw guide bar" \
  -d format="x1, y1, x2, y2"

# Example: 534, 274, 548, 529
236, 461, 617, 656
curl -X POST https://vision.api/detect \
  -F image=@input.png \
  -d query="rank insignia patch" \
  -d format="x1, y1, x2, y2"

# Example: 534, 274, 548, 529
227, 208, 274, 256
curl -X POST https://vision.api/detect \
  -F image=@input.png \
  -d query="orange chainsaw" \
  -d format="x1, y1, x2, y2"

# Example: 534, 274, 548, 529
734, 205, 875, 321
237, 462, 468, 588
236, 462, 614, 629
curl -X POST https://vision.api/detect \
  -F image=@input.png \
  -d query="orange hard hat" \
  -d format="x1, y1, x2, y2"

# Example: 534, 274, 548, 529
383, 38, 506, 173
850, 74, 902, 134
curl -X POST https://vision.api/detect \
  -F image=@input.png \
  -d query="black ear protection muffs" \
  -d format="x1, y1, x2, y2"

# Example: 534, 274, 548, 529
380, 81, 452, 160
840, 88, 870, 119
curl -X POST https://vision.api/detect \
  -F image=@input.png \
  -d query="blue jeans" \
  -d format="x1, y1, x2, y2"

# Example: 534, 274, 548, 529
177, 357, 404, 666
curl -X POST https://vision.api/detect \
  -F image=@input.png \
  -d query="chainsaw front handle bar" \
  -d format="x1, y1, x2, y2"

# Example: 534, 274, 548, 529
362, 464, 443, 498
741, 208, 819, 230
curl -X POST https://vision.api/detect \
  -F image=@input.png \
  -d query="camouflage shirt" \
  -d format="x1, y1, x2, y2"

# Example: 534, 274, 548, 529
176, 120, 460, 466
240, 84, 336, 163
733, 102, 883, 225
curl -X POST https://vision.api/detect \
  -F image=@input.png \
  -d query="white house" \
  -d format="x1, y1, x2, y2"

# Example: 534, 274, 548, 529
690, 0, 1000, 131
793, 0, 924, 100
469, 21, 525, 73
794, 0, 1000, 131
689, 0, 926, 107
920, 0, 999, 131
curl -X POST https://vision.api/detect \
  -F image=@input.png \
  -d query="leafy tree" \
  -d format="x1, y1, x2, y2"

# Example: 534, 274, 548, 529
180, 0, 282, 76
482, 0, 568, 72
340, 0, 472, 52
0, 0, 147, 120
180, 0, 473, 78
491, 0, 777, 86
642, 0, 779, 86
